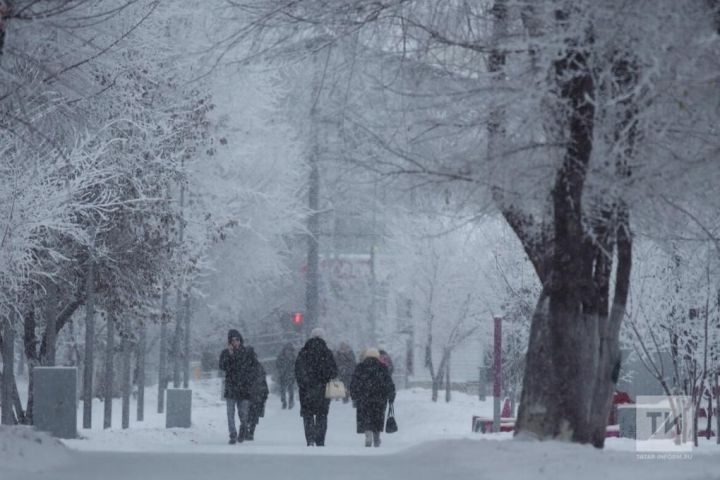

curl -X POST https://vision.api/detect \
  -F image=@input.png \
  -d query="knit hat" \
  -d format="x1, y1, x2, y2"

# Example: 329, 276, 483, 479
363, 348, 380, 360
228, 329, 243, 343
310, 327, 325, 339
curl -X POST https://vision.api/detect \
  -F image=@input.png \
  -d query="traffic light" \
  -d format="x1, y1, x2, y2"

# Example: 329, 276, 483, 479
292, 312, 303, 326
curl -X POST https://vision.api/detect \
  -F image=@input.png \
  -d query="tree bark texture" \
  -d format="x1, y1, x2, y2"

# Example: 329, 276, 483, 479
515, 11, 636, 447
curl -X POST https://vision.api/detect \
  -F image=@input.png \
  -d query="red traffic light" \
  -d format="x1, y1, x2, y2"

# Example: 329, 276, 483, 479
292, 312, 303, 325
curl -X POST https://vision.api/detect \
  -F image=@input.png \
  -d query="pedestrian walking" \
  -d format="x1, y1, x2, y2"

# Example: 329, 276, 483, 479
219, 329, 258, 444
334, 341, 357, 404
350, 348, 396, 447
275, 342, 296, 409
295, 327, 338, 446
246, 347, 269, 441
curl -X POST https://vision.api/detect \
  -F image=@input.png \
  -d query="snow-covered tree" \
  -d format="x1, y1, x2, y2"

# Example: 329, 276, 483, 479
222, 0, 720, 447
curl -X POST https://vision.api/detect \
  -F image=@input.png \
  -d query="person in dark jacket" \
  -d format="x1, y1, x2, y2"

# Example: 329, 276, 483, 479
275, 342, 296, 409
350, 348, 396, 447
245, 347, 269, 441
334, 341, 356, 404
294, 327, 338, 446
218, 329, 258, 444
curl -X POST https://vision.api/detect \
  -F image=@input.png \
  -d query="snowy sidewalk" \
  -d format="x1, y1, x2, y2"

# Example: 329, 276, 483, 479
60, 377, 495, 454
5, 436, 720, 480
2, 378, 719, 479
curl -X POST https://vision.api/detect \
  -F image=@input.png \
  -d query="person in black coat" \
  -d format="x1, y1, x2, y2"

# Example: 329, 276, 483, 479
218, 329, 258, 444
245, 347, 269, 441
350, 347, 396, 447
334, 341, 356, 404
294, 328, 338, 446
275, 342, 296, 409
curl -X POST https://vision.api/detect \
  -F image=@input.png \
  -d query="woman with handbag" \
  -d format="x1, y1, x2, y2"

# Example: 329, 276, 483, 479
349, 348, 396, 447
294, 328, 338, 446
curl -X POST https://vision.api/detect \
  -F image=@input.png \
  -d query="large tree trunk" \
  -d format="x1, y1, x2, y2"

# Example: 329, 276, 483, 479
512, 6, 639, 447
515, 12, 602, 444
588, 206, 631, 446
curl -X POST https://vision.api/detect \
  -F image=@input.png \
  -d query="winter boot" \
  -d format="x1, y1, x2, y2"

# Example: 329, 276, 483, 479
228, 436, 237, 445
365, 431, 373, 447
373, 431, 381, 447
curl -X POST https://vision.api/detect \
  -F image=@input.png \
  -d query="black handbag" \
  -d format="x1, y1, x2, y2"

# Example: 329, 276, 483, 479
385, 402, 398, 433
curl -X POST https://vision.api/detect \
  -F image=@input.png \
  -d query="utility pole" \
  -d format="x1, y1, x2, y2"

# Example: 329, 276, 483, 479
493, 316, 503, 432
173, 161, 186, 388
305, 50, 322, 336
182, 293, 191, 388
82, 225, 96, 429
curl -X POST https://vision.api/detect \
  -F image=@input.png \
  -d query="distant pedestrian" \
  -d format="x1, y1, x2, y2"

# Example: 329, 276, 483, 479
246, 347, 269, 441
219, 329, 258, 444
350, 348, 396, 447
378, 348, 394, 376
295, 327, 338, 446
276, 342, 296, 409
334, 341, 356, 404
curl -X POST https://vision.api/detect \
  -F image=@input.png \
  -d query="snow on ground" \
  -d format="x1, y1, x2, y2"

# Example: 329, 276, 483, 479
2, 376, 719, 480
0, 425, 73, 474
62, 377, 499, 454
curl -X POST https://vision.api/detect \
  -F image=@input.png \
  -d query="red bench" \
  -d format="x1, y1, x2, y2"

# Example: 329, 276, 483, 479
474, 391, 633, 437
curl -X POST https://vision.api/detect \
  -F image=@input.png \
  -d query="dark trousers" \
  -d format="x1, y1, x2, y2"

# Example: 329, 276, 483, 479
279, 380, 295, 408
303, 414, 328, 446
